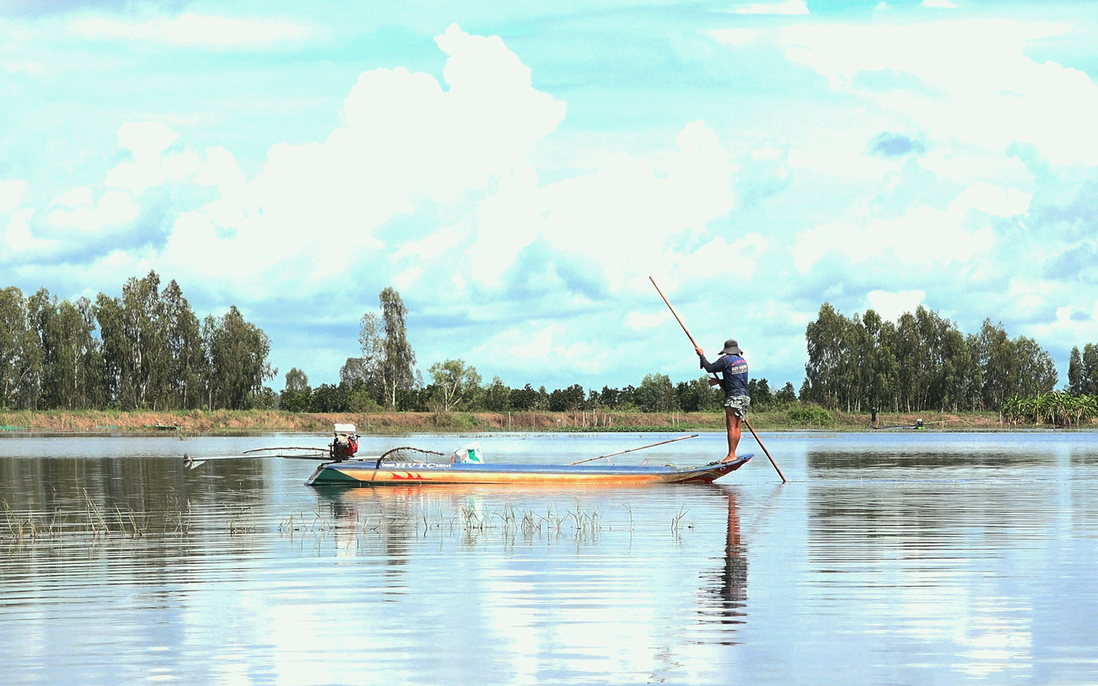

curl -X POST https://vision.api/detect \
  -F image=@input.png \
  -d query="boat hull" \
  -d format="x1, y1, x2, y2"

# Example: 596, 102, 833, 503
305, 454, 752, 486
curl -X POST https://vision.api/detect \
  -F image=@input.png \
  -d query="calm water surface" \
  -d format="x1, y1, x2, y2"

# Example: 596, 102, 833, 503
2, 431, 1097, 685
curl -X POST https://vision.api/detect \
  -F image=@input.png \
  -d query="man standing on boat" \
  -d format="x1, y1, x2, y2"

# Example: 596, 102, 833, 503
695, 339, 750, 463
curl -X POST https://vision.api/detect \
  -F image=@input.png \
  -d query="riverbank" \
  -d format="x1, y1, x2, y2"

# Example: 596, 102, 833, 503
0, 407, 1080, 435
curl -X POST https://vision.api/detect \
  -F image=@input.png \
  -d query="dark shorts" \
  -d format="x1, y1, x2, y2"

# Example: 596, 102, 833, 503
724, 395, 750, 419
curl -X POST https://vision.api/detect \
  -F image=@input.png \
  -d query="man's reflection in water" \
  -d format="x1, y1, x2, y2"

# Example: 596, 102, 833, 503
699, 487, 748, 644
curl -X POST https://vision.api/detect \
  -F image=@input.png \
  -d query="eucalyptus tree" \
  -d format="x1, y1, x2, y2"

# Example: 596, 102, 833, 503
160, 279, 204, 409
1083, 343, 1098, 395
0, 287, 41, 409
380, 287, 417, 407
893, 311, 926, 412
974, 319, 1016, 411
95, 292, 125, 407
1068, 346, 1084, 395
806, 303, 986, 413
95, 272, 166, 409
355, 287, 418, 409
27, 291, 102, 409
354, 312, 383, 400
94, 272, 203, 409
804, 303, 850, 409
280, 367, 311, 412
860, 309, 899, 412
1013, 335, 1058, 398
285, 367, 310, 393
973, 320, 1057, 411
913, 307, 976, 412
428, 358, 481, 412
122, 272, 169, 408
204, 306, 276, 410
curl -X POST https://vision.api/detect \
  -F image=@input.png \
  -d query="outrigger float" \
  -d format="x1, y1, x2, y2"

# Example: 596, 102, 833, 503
183, 424, 752, 487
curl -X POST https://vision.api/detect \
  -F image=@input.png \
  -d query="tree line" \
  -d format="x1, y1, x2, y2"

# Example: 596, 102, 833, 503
6, 278, 1093, 420
0, 272, 275, 411
801, 303, 1062, 413
278, 366, 800, 415
277, 288, 800, 415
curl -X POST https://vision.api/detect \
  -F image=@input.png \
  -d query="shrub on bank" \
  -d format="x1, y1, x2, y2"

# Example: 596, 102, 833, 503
784, 404, 835, 427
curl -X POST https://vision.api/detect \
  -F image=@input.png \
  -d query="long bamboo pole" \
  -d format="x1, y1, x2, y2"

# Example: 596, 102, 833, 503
568, 434, 698, 465
648, 276, 788, 483
742, 418, 787, 483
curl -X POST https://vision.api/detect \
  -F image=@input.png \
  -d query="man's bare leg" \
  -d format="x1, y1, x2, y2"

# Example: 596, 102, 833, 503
722, 407, 742, 462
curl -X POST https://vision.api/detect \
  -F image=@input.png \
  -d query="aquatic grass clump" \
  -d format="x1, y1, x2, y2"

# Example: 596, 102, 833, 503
2, 493, 203, 549
224, 504, 258, 535
269, 498, 705, 550
2, 500, 64, 544
83, 490, 151, 539
670, 504, 692, 539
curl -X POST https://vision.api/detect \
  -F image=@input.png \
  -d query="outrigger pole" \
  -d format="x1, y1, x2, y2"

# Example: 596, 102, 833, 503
649, 276, 788, 484
568, 434, 699, 465
183, 452, 333, 470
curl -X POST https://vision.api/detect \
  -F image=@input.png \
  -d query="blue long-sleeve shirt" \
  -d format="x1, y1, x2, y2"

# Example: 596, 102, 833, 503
700, 353, 749, 399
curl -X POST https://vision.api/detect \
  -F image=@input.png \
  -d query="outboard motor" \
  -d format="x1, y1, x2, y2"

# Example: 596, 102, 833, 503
330, 423, 359, 461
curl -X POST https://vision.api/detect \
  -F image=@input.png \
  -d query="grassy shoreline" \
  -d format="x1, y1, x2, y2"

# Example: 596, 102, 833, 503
2, 408, 1088, 435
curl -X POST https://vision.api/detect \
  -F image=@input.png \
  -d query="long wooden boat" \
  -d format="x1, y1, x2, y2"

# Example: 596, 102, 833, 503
304, 454, 752, 486
182, 424, 753, 487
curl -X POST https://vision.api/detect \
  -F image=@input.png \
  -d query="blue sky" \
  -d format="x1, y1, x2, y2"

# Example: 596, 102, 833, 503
3, 0, 1098, 393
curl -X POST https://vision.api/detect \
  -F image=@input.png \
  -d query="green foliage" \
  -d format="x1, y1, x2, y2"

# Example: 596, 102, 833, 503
284, 368, 309, 394
348, 288, 419, 409
1067, 344, 1098, 396
0, 272, 273, 412
509, 384, 541, 411
548, 383, 586, 412
279, 387, 312, 413
428, 358, 482, 412
774, 381, 797, 405
0, 287, 41, 409
634, 373, 674, 412
803, 303, 1056, 413
675, 376, 723, 412
482, 376, 511, 412
1002, 392, 1098, 427
380, 288, 417, 408
204, 306, 276, 410
785, 404, 834, 427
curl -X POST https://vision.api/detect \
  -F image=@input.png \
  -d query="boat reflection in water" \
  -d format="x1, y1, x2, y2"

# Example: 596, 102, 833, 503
316, 482, 751, 649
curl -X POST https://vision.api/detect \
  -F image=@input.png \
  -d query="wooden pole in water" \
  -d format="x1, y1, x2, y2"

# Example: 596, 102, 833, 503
649, 276, 788, 483
742, 418, 786, 483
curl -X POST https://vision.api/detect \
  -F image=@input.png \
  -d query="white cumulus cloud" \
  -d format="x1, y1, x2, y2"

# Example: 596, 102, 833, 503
781, 20, 1098, 167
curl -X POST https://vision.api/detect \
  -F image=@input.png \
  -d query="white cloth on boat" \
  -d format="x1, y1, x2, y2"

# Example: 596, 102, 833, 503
451, 441, 484, 463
